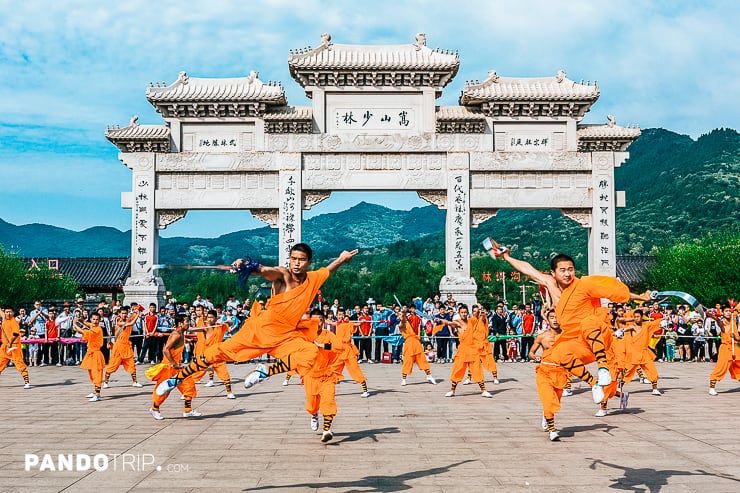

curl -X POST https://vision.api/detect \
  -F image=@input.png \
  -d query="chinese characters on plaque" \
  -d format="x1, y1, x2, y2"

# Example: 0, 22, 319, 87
334, 108, 415, 131
507, 135, 551, 151
133, 176, 153, 271
452, 175, 466, 272
596, 176, 611, 270
281, 175, 298, 261
196, 137, 238, 152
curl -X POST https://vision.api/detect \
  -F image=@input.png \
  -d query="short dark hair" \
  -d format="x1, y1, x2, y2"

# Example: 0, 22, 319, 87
310, 308, 323, 317
291, 243, 313, 261
207, 309, 217, 317
550, 253, 575, 271
175, 314, 189, 326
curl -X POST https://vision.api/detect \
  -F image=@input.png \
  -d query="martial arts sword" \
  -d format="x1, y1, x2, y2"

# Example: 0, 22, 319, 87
650, 290, 705, 319
148, 264, 231, 273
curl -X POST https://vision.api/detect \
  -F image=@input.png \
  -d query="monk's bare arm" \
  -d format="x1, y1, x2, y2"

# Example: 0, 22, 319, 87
528, 335, 543, 361
163, 333, 183, 368
494, 243, 558, 295
326, 249, 359, 275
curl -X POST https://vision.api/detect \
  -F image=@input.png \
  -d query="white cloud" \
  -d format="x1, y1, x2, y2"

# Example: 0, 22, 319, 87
0, 0, 738, 234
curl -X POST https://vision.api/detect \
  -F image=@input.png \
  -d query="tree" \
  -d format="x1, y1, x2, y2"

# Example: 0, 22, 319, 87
646, 230, 740, 306
0, 246, 79, 306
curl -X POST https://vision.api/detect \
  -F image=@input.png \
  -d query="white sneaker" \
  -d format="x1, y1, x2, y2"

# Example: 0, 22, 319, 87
651, 389, 662, 396
549, 430, 560, 441
462, 378, 472, 385
481, 391, 493, 398
426, 375, 437, 385
597, 368, 612, 386
592, 384, 605, 404
640, 377, 648, 384
310, 414, 319, 431
149, 408, 164, 420
595, 408, 608, 417
205, 381, 215, 387
401, 379, 407, 386
445, 391, 455, 397
226, 393, 236, 399
541, 416, 548, 432
244, 363, 270, 389
89, 395, 101, 402
493, 379, 500, 385
85, 393, 95, 398
180, 394, 185, 400
23, 383, 31, 389
183, 409, 202, 417
620, 391, 629, 410
709, 388, 718, 396
321, 430, 333, 443
132, 382, 143, 388
56, 363, 62, 367
360, 391, 370, 398
282, 379, 289, 386
562, 389, 573, 397
102, 382, 110, 389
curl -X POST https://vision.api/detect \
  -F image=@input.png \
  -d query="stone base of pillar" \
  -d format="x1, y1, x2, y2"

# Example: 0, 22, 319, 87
123, 276, 167, 308
439, 275, 478, 308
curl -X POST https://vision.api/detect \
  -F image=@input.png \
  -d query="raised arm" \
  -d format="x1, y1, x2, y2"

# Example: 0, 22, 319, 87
489, 239, 559, 294
326, 249, 359, 275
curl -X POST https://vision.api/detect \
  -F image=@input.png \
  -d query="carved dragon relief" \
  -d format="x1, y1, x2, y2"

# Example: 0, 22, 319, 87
251, 209, 279, 228
157, 210, 187, 229
417, 191, 447, 209
303, 191, 331, 210
560, 209, 592, 228
471, 209, 499, 228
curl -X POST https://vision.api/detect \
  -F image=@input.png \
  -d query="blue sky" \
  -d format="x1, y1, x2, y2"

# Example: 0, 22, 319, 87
1, 0, 738, 238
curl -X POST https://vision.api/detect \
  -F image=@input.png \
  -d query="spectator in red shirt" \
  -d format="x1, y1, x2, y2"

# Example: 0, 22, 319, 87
357, 305, 373, 363
139, 303, 160, 364
521, 304, 536, 361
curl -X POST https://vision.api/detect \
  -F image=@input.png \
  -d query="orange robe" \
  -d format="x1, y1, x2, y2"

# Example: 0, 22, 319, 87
473, 317, 498, 375
449, 318, 485, 384
203, 268, 330, 377
709, 319, 740, 383
107, 318, 136, 374
623, 320, 662, 384
400, 320, 430, 375
335, 320, 366, 384
0, 318, 27, 375
304, 330, 342, 417
151, 345, 197, 408
193, 324, 231, 383
535, 341, 569, 420
80, 325, 105, 386
551, 276, 630, 370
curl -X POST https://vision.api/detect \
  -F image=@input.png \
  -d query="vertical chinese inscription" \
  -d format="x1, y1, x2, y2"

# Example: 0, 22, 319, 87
279, 172, 301, 264
593, 174, 615, 275
132, 167, 156, 275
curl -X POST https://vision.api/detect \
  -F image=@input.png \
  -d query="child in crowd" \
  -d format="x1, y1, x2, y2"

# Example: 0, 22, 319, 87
664, 323, 678, 362
425, 343, 436, 363
506, 328, 519, 362
28, 328, 40, 366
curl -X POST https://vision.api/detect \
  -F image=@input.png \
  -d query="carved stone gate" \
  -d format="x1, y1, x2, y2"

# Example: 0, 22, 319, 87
106, 33, 640, 307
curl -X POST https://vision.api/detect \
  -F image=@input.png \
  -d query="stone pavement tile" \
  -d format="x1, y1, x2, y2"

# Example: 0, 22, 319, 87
2, 362, 740, 491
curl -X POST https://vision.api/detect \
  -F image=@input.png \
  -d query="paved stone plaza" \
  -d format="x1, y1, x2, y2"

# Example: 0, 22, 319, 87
1, 360, 739, 492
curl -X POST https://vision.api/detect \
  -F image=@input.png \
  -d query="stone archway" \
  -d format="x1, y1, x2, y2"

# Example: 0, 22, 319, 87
106, 34, 640, 307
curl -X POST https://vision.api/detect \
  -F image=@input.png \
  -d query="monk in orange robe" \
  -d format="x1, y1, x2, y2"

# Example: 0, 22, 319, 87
707, 306, 740, 395
104, 304, 142, 388
529, 309, 567, 441
0, 306, 30, 388
149, 313, 199, 419
75, 312, 106, 401
301, 310, 343, 442
333, 308, 369, 397
622, 309, 664, 396
399, 309, 437, 386
473, 306, 499, 384
488, 241, 651, 404
156, 244, 357, 397
444, 305, 491, 398
190, 309, 236, 399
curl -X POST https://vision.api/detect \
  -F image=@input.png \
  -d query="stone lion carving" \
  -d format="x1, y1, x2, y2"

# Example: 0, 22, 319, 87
414, 33, 426, 50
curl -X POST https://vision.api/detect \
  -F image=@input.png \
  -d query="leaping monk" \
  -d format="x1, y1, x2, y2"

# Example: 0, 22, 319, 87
156, 243, 358, 398
483, 238, 652, 405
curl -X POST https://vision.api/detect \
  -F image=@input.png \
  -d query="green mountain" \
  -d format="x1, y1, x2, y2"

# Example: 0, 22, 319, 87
3, 127, 738, 270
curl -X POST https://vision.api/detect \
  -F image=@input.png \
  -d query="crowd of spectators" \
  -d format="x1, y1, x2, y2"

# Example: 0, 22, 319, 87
4, 292, 730, 370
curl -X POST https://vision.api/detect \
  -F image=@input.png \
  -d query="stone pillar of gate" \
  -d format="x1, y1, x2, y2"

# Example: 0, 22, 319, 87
439, 152, 477, 307
278, 153, 303, 266
590, 152, 618, 276
120, 152, 166, 307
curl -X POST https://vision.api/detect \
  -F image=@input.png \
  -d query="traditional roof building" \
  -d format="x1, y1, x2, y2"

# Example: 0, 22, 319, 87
24, 257, 130, 300
106, 33, 642, 307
